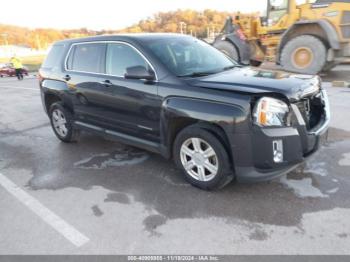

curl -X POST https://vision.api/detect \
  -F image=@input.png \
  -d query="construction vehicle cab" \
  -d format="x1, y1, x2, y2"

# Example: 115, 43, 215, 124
213, 0, 350, 74
265, 0, 290, 27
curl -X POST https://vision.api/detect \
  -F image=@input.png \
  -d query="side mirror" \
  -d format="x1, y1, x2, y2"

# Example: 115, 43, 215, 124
125, 66, 155, 81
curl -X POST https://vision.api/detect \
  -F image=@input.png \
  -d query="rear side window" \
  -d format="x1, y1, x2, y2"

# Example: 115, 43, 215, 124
42, 44, 65, 70
106, 43, 149, 76
67, 43, 106, 73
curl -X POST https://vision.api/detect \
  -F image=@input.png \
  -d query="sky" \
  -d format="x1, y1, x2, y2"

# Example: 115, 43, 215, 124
0, 0, 267, 30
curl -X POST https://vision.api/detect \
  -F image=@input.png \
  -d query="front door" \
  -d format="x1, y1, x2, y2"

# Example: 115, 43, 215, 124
99, 42, 161, 143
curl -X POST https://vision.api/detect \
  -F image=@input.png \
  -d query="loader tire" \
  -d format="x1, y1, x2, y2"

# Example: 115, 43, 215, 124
281, 35, 326, 75
214, 41, 239, 62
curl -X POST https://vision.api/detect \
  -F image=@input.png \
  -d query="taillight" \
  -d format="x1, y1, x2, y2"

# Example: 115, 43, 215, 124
236, 29, 247, 41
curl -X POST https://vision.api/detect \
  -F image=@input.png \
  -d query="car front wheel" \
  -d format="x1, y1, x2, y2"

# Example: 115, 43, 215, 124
173, 125, 234, 190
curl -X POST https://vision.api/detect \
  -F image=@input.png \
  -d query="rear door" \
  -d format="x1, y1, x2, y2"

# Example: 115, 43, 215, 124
64, 42, 108, 127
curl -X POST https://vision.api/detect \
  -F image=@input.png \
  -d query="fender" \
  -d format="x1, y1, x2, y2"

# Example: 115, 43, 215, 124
41, 79, 72, 113
159, 96, 249, 158
41, 79, 70, 93
277, 19, 340, 62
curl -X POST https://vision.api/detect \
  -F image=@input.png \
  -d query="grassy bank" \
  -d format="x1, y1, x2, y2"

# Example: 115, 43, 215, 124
0, 55, 46, 72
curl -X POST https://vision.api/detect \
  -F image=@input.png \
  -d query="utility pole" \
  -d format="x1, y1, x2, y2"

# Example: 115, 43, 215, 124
180, 22, 187, 34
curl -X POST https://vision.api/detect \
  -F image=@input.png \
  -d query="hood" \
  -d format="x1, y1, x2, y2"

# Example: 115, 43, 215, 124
187, 67, 321, 102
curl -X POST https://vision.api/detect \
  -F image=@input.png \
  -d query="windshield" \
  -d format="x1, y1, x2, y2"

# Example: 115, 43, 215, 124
268, 0, 289, 25
145, 37, 237, 77
270, 0, 288, 9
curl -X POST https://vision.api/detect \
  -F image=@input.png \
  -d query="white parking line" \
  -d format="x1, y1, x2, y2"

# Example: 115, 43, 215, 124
0, 172, 90, 247
0, 86, 39, 91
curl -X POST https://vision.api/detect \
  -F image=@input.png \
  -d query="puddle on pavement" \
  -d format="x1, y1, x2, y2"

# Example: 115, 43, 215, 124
276, 134, 350, 199
143, 214, 168, 236
280, 176, 329, 199
248, 227, 269, 241
277, 148, 341, 199
91, 205, 104, 217
104, 192, 131, 204
74, 147, 149, 170
302, 161, 328, 177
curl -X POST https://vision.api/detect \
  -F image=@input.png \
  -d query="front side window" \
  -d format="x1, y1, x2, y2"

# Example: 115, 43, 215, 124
106, 43, 149, 76
67, 43, 106, 73
145, 37, 237, 77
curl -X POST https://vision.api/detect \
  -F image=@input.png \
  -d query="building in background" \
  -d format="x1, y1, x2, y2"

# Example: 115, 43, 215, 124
0, 45, 48, 58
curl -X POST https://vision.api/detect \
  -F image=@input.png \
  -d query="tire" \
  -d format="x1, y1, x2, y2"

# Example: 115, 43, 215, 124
173, 125, 234, 190
213, 40, 239, 62
250, 60, 262, 67
49, 102, 79, 143
280, 35, 326, 75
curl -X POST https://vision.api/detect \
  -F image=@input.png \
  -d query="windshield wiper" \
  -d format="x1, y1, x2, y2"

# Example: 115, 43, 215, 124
177, 71, 218, 78
178, 64, 241, 78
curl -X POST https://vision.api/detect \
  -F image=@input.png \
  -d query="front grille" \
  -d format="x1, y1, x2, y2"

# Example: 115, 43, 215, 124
295, 92, 325, 130
341, 11, 350, 39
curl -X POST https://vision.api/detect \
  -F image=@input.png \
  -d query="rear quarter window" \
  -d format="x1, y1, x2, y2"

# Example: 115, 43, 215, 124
41, 44, 65, 70
66, 43, 106, 74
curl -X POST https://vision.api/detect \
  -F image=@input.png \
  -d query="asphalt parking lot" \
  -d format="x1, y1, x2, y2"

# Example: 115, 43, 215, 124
0, 66, 350, 255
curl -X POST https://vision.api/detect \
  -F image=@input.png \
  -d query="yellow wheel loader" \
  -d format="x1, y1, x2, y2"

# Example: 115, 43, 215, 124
213, 0, 350, 74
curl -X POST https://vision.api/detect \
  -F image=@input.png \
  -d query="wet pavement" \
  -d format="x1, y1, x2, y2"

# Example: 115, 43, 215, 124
0, 69, 350, 255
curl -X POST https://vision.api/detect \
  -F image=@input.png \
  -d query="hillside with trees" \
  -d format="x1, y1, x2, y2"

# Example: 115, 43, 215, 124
0, 24, 99, 49
119, 9, 238, 37
0, 9, 255, 49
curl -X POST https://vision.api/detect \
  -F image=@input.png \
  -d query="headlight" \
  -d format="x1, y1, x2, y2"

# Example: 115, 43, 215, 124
253, 97, 289, 127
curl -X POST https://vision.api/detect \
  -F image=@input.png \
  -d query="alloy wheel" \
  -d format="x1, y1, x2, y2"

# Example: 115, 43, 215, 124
180, 138, 219, 182
52, 109, 68, 138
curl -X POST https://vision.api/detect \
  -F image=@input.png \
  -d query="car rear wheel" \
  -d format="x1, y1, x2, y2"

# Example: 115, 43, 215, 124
49, 102, 79, 143
173, 125, 234, 190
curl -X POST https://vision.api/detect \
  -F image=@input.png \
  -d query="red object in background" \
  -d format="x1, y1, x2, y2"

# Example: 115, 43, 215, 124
0, 63, 29, 78
236, 28, 247, 41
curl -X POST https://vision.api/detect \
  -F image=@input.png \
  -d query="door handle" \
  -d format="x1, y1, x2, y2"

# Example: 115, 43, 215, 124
63, 75, 71, 81
100, 80, 112, 87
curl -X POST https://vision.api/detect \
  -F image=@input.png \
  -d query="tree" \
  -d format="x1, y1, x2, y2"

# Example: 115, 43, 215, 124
0, 9, 254, 49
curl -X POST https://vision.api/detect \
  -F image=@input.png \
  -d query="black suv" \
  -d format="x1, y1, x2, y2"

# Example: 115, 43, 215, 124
39, 34, 330, 190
